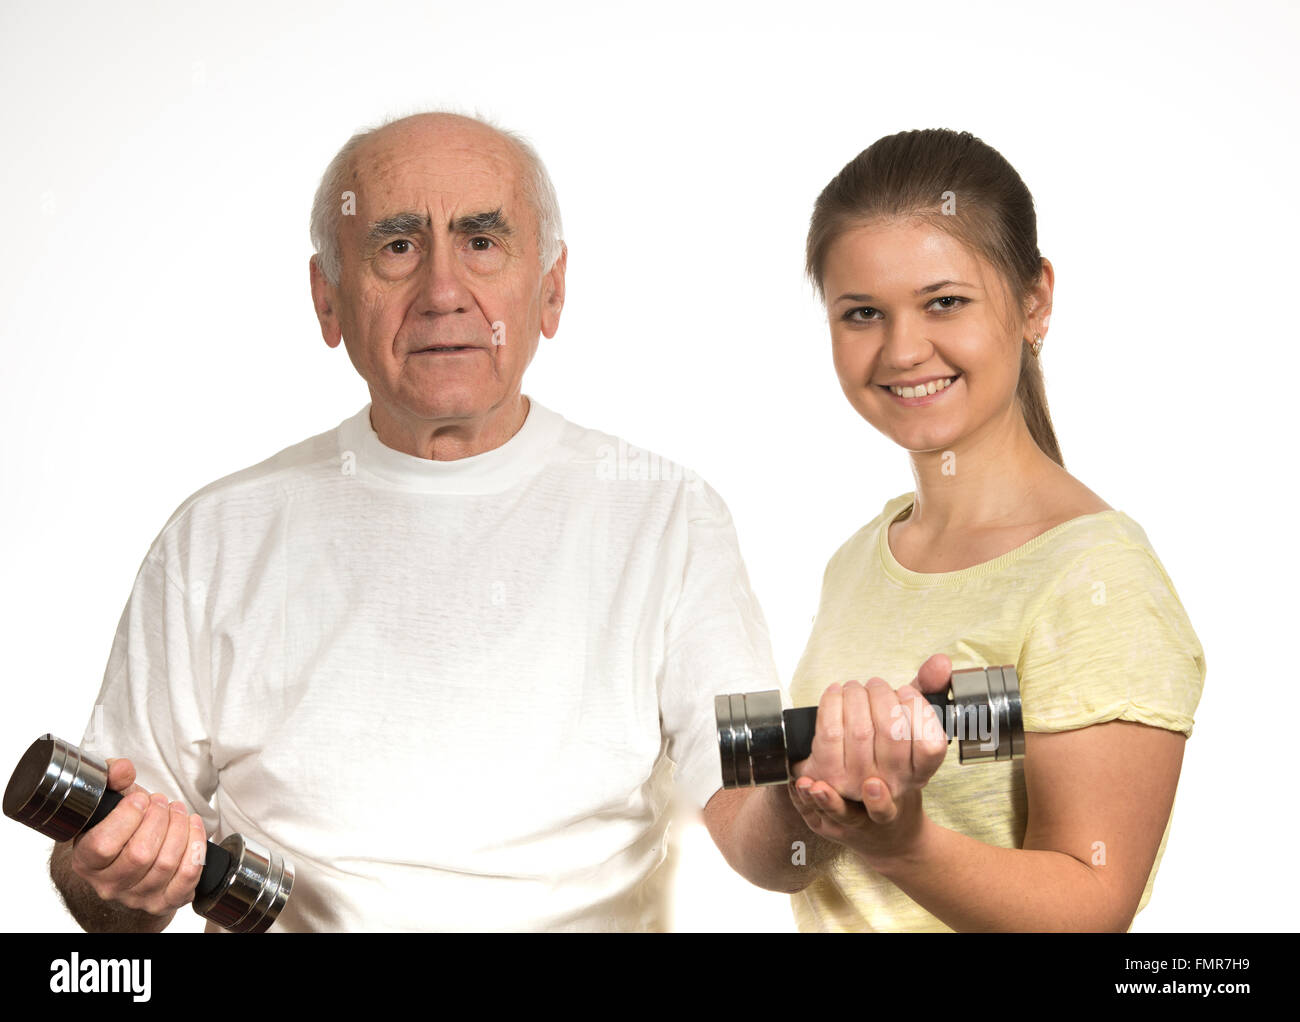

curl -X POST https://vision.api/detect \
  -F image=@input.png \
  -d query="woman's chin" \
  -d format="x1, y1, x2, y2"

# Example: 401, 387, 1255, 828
882, 422, 965, 454
855, 407, 963, 452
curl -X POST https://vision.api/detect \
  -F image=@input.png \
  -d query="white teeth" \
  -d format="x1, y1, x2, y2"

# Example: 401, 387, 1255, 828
890, 376, 956, 398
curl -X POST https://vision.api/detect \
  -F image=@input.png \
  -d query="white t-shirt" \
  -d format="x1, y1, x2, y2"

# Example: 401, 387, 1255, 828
80, 396, 784, 931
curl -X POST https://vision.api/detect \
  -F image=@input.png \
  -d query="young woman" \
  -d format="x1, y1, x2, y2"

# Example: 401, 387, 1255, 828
783, 129, 1205, 931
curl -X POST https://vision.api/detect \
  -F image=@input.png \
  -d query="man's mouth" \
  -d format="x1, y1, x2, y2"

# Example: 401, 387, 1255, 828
415, 345, 481, 353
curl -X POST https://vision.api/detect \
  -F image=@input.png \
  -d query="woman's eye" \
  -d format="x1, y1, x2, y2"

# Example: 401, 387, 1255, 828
930, 296, 968, 311
844, 307, 881, 322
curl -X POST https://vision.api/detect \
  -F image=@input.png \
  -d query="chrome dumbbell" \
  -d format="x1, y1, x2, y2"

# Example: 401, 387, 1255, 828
716, 665, 1025, 789
4, 736, 292, 933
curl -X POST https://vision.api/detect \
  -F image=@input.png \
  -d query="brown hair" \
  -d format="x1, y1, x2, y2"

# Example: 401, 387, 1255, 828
805, 128, 1063, 468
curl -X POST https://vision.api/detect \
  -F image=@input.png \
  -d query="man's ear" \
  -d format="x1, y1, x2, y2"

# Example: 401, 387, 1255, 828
540, 243, 567, 340
309, 255, 343, 349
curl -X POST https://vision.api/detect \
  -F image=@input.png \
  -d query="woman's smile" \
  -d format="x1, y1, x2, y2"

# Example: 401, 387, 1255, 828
877, 372, 962, 406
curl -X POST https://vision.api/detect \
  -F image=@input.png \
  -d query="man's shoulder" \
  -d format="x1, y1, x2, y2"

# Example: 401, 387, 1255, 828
153, 412, 352, 546
546, 404, 714, 503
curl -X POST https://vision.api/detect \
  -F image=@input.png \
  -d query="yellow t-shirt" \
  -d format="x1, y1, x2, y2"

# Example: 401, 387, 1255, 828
788, 491, 1206, 932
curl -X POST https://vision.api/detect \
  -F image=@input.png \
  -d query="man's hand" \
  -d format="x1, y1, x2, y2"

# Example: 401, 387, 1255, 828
66, 757, 208, 920
786, 654, 952, 866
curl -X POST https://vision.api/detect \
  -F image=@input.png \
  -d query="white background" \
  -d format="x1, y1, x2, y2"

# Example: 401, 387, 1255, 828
1, 0, 1295, 933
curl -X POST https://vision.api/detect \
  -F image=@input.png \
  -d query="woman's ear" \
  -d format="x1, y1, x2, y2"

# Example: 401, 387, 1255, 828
1026, 258, 1055, 335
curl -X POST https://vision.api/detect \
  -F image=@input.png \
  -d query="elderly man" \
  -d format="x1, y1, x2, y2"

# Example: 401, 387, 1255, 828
48, 111, 814, 931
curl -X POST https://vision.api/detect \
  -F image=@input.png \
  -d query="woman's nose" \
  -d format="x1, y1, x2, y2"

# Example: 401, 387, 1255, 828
880, 317, 934, 368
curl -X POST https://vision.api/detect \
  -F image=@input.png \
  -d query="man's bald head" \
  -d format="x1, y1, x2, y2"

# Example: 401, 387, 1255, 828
310, 110, 563, 286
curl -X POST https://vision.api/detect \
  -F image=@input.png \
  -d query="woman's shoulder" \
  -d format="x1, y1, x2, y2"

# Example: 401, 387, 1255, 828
1013, 470, 1155, 559
1031, 472, 1113, 528
812, 492, 913, 580
843, 490, 915, 547
1026, 490, 1192, 627
1030, 472, 1161, 556
1019, 498, 1206, 734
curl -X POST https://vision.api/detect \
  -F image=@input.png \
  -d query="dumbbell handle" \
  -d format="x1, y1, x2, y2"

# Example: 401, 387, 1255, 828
782, 691, 950, 764
87, 786, 233, 902
716, 666, 1025, 789
4, 736, 292, 932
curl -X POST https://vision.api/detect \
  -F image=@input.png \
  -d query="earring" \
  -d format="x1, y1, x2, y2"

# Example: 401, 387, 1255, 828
1029, 333, 1043, 357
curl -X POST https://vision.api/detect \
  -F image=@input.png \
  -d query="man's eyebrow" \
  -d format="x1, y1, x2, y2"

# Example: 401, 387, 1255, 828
364, 208, 513, 245
834, 280, 981, 303
451, 208, 512, 236
365, 212, 429, 244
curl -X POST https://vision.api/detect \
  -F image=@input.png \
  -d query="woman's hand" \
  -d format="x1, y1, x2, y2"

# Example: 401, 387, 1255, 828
788, 653, 952, 866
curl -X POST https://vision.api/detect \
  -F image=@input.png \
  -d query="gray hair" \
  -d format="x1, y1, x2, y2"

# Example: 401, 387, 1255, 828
309, 109, 564, 286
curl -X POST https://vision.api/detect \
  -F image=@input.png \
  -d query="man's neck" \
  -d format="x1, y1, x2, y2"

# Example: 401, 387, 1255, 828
369, 393, 530, 461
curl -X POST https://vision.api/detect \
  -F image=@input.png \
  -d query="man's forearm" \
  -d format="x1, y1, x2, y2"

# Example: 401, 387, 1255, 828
49, 841, 176, 933
706, 785, 841, 893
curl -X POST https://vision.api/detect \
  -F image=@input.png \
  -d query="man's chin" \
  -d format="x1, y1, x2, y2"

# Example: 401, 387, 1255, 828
393, 385, 506, 425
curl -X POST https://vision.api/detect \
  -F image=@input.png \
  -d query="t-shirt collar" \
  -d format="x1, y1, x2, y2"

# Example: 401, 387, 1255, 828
337, 395, 566, 494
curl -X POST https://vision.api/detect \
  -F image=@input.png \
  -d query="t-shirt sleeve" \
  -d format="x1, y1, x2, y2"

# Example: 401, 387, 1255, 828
1017, 540, 1206, 737
660, 479, 786, 811
79, 544, 220, 833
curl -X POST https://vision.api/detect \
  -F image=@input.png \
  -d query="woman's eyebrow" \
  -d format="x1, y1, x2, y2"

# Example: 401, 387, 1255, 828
834, 280, 981, 303
916, 279, 978, 294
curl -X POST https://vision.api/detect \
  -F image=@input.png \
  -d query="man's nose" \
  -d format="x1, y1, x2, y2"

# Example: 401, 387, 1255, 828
415, 237, 474, 315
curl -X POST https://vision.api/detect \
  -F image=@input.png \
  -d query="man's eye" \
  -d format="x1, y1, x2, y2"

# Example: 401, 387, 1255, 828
385, 239, 414, 255
469, 236, 495, 251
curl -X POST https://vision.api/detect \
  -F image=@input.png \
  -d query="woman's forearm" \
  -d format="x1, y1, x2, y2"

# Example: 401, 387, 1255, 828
871, 815, 1127, 932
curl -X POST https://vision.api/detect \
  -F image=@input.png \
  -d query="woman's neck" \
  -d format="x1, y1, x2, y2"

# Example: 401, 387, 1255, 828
902, 403, 1064, 534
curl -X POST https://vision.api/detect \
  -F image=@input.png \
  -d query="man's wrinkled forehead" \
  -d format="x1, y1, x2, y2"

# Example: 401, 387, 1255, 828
347, 128, 526, 233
